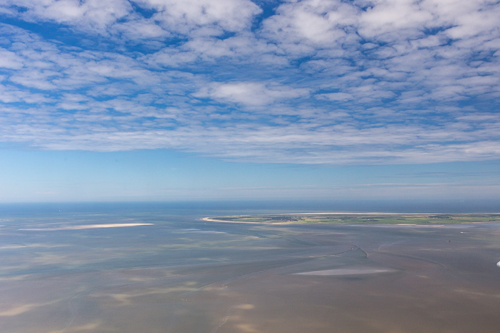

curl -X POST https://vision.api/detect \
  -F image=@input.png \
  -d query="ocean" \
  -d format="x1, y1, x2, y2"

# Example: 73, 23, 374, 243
1, 202, 500, 332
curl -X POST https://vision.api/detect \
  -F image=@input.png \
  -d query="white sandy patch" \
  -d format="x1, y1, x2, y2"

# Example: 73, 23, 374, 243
201, 217, 295, 225
19, 223, 153, 231
294, 267, 396, 276
202, 217, 263, 224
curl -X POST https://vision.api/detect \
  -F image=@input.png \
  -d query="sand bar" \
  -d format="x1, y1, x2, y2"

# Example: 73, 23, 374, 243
20, 223, 153, 231
294, 267, 396, 276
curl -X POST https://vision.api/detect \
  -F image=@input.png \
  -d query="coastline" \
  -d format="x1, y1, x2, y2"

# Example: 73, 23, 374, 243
202, 213, 500, 225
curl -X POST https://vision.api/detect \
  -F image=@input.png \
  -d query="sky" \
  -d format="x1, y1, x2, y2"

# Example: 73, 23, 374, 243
0, 0, 499, 203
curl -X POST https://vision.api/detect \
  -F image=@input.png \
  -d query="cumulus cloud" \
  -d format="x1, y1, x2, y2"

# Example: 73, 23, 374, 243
262, 0, 358, 47
0, 0, 261, 38
315, 93, 353, 101
1, 0, 132, 31
0, 47, 23, 69
134, 0, 262, 35
0, 1, 499, 164
194, 82, 310, 106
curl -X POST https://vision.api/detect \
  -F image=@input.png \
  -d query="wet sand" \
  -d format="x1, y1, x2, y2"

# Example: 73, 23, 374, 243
19, 223, 154, 231
1, 211, 500, 332
293, 267, 396, 276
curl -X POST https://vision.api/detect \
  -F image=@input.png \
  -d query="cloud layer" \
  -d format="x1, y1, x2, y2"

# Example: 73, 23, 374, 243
0, 0, 499, 164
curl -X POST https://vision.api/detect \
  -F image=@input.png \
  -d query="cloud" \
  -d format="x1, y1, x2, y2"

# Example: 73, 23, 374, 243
0, 1, 499, 164
261, 0, 358, 47
194, 82, 310, 106
315, 93, 353, 101
114, 18, 170, 39
0, 0, 261, 38
134, 0, 262, 35
1, 0, 132, 32
143, 32, 286, 68
0, 47, 23, 69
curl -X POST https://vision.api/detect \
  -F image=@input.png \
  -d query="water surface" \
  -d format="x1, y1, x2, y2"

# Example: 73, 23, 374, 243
1, 203, 500, 333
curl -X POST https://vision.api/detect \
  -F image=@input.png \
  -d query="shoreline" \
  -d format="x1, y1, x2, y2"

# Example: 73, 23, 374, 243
202, 213, 500, 225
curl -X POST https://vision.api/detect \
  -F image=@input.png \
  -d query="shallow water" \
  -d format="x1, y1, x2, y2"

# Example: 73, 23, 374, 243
1, 204, 500, 333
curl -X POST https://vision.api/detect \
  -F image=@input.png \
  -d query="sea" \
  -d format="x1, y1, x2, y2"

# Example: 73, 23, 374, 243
1, 201, 500, 333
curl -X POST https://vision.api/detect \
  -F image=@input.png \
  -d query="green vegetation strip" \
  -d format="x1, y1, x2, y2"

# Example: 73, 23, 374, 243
207, 214, 500, 225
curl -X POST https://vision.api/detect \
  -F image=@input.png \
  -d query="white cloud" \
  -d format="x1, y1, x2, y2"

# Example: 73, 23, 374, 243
261, 0, 358, 46
114, 18, 170, 39
358, 0, 432, 39
2, 0, 132, 32
0, 0, 263, 39
133, 0, 262, 34
0, 47, 23, 69
0, 1, 499, 165
3, 113, 499, 164
143, 33, 286, 68
315, 93, 353, 101
0, 85, 52, 104
194, 82, 310, 106
10, 69, 60, 90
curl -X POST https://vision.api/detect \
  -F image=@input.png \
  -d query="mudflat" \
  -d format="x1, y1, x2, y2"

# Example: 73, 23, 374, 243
1, 210, 500, 332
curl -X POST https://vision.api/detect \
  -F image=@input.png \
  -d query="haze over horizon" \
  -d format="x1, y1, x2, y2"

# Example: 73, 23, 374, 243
0, 0, 499, 202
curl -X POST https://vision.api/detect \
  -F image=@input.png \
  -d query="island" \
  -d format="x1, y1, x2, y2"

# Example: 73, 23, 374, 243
203, 213, 500, 225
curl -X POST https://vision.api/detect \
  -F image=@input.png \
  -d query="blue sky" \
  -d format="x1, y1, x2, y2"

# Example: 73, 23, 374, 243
0, 0, 499, 202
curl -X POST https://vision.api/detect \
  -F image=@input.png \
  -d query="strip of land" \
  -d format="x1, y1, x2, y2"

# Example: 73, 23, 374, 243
20, 223, 154, 231
203, 213, 500, 225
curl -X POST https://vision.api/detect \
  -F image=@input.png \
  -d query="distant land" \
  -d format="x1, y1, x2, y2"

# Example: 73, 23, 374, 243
203, 213, 500, 225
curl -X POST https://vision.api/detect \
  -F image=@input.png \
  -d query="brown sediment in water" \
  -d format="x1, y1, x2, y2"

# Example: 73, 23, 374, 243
3, 215, 500, 333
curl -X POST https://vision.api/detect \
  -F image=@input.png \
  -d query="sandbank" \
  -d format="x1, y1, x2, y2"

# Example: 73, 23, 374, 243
20, 223, 153, 231
294, 267, 396, 276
